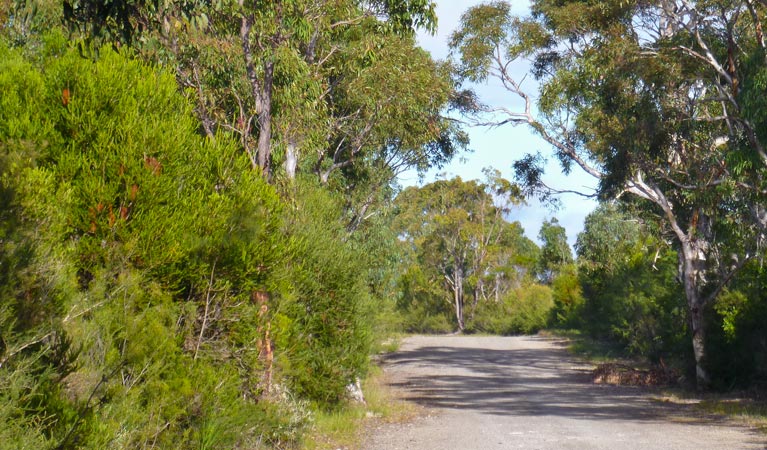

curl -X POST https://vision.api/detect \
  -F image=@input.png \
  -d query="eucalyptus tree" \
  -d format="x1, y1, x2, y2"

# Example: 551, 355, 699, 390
59, 0, 463, 202
536, 218, 572, 284
450, 0, 767, 386
393, 172, 524, 331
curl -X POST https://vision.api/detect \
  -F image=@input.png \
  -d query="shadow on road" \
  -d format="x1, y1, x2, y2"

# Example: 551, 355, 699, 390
368, 336, 767, 450
383, 337, 722, 423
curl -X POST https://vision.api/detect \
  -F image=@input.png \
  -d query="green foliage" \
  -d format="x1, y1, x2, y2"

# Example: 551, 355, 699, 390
1, 0, 64, 48
706, 263, 767, 389
575, 204, 688, 361
57, 0, 458, 189
0, 0, 464, 444
0, 36, 378, 448
393, 174, 530, 331
449, 1, 514, 82
536, 218, 573, 283
550, 264, 584, 327
713, 290, 749, 343
396, 264, 455, 334
450, 0, 767, 386
274, 179, 372, 407
468, 284, 554, 335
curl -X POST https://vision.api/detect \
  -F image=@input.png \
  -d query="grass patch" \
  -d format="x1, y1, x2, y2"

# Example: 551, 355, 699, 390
304, 409, 364, 450
653, 389, 767, 434
697, 397, 767, 433
303, 365, 417, 449
373, 334, 403, 355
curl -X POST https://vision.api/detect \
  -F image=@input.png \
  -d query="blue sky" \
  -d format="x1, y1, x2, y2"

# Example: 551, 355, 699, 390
400, 0, 599, 248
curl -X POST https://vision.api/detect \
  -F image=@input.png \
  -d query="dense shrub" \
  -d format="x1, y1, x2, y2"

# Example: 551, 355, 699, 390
468, 284, 555, 335
550, 264, 585, 327
575, 205, 690, 364
395, 264, 456, 333
274, 180, 372, 406
706, 263, 767, 389
0, 37, 371, 448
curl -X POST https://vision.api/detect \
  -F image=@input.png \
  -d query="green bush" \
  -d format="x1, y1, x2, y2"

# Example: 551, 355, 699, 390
1, 37, 363, 447
577, 247, 688, 362
468, 284, 554, 335
401, 306, 455, 334
550, 265, 585, 327
395, 263, 457, 333
706, 262, 767, 389
574, 204, 689, 363
273, 179, 372, 407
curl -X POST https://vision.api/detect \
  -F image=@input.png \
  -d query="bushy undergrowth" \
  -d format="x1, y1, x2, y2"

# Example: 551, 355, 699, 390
395, 264, 456, 334
570, 204, 767, 390
706, 263, 767, 389
395, 281, 557, 337
467, 285, 555, 335
0, 36, 371, 448
275, 180, 371, 406
577, 249, 689, 362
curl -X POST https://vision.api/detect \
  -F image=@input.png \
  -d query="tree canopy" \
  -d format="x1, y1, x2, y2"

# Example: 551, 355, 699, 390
393, 173, 542, 332
450, 0, 767, 387
0, 1, 472, 447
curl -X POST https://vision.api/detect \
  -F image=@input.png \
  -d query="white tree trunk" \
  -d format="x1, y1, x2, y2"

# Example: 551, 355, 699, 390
285, 140, 298, 180
454, 266, 465, 331
680, 239, 711, 387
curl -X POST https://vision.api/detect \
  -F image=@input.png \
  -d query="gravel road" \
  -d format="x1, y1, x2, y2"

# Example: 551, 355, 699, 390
363, 335, 765, 450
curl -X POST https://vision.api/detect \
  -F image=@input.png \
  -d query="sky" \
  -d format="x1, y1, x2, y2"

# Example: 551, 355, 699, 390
400, 0, 599, 248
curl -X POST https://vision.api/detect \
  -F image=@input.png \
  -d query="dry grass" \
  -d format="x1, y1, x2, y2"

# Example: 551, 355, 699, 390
697, 397, 767, 433
592, 362, 680, 387
302, 365, 419, 450
653, 390, 767, 434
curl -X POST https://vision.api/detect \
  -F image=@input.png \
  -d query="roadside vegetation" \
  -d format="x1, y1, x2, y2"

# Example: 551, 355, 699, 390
304, 365, 417, 450
2, 0, 767, 448
0, 1, 454, 448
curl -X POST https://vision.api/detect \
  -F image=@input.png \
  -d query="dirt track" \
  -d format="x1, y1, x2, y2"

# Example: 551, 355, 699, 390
363, 335, 765, 450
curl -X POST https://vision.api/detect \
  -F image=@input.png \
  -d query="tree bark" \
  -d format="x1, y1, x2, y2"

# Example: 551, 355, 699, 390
680, 239, 711, 387
454, 265, 465, 331
285, 138, 298, 180
625, 178, 716, 388
240, 14, 275, 179
469, 284, 480, 321
255, 60, 274, 178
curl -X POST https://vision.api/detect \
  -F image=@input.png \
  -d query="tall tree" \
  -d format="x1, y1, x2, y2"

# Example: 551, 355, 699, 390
537, 218, 572, 284
450, 0, 767, 386
62, 0, 455, 181
394, 172, 523, 331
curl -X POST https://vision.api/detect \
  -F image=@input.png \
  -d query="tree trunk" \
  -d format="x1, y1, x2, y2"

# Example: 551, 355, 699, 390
285, 138, 298, 180
469, 283, 480, 320
255, 60, 274, 178
454, 266, 465, 331
240, 14, 275, 179
680, 240, 711, 388
627, 181, 714, 389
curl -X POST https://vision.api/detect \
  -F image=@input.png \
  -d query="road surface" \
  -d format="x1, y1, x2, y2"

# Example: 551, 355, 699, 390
363, 335, 765, 450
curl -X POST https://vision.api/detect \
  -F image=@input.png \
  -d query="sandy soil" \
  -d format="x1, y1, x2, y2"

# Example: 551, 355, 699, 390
363, 335, 766, 450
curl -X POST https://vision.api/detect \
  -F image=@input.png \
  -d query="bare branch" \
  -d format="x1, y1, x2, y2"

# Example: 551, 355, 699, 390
194, 261, 216, 361
191, 63, 215, 139
0, 332, 53, 369
539, 181, 599, 198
